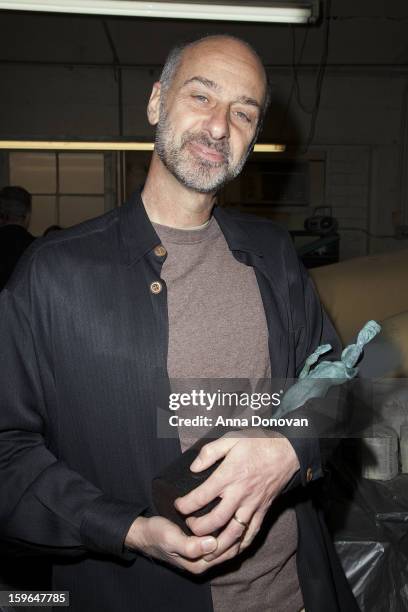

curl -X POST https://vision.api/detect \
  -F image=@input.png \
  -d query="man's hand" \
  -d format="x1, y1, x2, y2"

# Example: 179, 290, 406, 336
174, 430, 300, 561
125, 515, 242, 574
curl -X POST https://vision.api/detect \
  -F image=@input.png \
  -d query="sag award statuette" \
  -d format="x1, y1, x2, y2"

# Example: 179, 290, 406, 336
152, 321, 381, 535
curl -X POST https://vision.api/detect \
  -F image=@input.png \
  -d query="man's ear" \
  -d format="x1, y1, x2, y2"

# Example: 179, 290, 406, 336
147, 81, 162, 126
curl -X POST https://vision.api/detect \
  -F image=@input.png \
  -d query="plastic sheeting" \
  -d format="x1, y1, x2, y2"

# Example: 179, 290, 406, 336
323, 460, 408, 611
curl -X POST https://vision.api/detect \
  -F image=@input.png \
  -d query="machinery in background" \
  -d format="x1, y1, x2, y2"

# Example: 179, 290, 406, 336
291, 207, 339, 268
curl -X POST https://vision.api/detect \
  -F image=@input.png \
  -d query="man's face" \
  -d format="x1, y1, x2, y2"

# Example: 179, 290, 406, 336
150, 38, 267, 193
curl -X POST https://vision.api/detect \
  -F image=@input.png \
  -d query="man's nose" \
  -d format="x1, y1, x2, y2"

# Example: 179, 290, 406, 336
203, 105, 230, 140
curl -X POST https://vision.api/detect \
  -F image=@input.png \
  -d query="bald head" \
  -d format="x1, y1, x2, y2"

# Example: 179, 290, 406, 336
160, 35, 270, 129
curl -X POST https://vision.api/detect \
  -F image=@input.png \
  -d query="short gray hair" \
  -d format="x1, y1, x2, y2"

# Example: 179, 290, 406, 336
159, 34, 271, 132
0, 186, 31, 223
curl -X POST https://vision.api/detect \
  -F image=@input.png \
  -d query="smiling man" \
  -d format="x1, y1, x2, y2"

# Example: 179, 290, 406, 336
141, 35, 267, 224
0, 35, 358, 612
151, 42, 263, 194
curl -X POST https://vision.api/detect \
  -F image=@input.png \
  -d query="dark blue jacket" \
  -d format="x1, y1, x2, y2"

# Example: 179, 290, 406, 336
0, 191, 358, 611
0, 224, 34, 290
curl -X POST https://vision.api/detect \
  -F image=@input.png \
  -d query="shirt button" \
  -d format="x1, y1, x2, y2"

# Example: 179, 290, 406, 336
306, 467, 313, 482
150, 281, 162, 294
154, 245, 167, 257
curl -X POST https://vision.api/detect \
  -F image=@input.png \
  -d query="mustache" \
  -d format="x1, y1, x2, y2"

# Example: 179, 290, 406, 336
181, 133, 230, 161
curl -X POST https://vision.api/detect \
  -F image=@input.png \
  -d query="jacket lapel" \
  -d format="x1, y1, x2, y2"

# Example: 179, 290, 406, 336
213, 206, 290, 378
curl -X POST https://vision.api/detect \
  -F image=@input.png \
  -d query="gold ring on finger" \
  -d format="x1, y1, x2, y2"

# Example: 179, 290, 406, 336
233, 513, 249, 529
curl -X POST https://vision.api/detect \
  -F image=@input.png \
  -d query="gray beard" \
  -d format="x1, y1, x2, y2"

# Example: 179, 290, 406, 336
155, 110, 254, 194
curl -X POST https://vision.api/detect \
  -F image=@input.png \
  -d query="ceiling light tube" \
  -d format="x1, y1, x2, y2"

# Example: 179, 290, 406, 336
0, 1, 316, 23
0, 140, 286, 152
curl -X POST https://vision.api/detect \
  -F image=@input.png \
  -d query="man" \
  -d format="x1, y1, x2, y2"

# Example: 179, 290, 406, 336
0, 185, 34, 290
0, 35, 358, 611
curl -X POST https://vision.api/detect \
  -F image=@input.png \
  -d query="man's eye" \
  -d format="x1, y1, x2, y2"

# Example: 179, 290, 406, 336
193, 95, 208, 103
235, 111, 251, 123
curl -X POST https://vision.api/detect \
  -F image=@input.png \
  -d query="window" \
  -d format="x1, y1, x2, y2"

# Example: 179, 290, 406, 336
9, 152, 108, 236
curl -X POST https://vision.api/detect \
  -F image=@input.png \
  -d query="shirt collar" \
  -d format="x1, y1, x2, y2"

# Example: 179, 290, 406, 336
118, 188, 263, 266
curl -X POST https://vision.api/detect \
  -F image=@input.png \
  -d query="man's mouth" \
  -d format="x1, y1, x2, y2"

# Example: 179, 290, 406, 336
187, 141, 226, 163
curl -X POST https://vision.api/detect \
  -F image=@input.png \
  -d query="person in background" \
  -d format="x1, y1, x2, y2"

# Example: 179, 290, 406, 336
0, 184, 45, 600
0, 185, 34, 290
43, 224, 62, 236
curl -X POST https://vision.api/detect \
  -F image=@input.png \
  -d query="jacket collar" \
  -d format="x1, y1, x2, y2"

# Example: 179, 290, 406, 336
212, 205, 263, 257
119, 189, 161, 266
119, 188, 263, 266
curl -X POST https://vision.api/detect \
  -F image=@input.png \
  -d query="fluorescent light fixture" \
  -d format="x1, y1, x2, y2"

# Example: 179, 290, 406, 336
0, 141, 157, 151
254, 143, 286, 153
0, 140, 286, 152
0, 1, 317, 23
